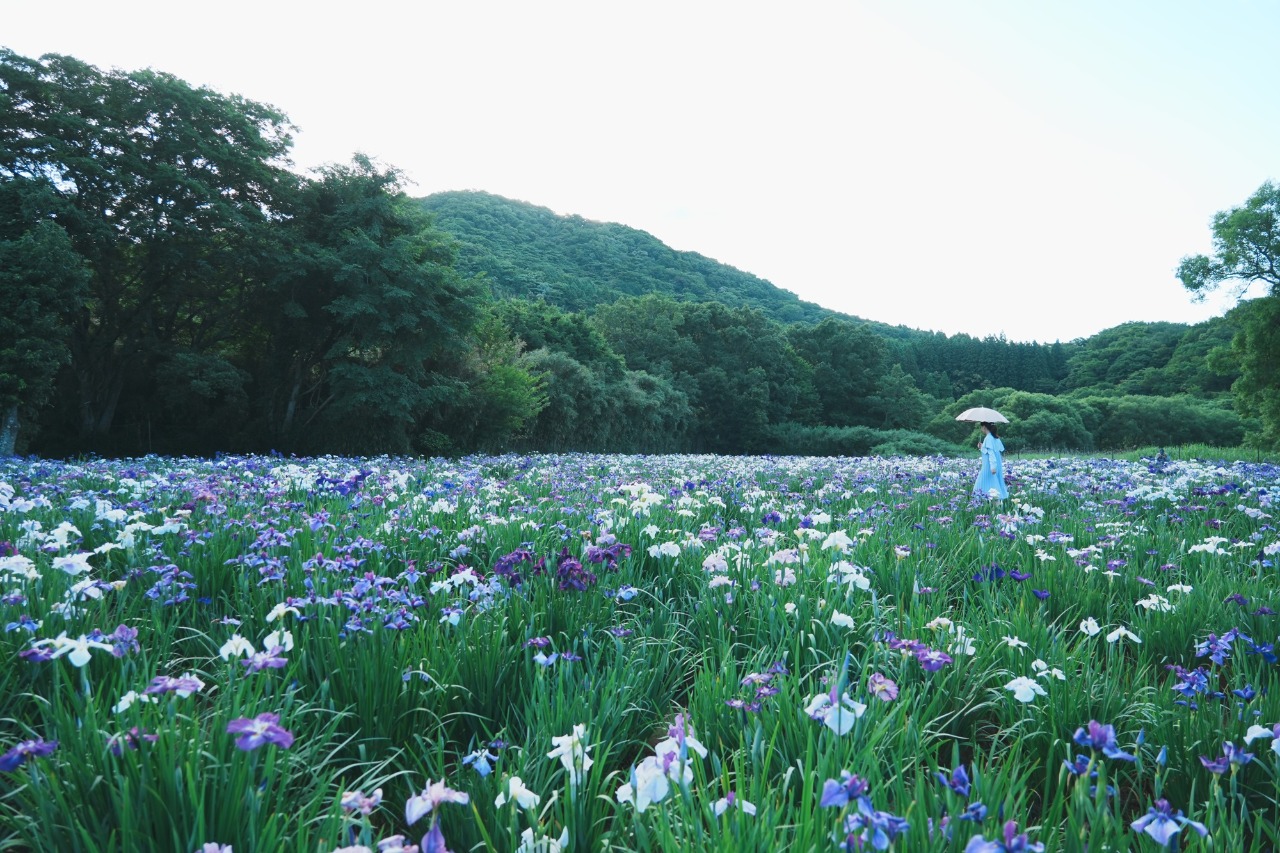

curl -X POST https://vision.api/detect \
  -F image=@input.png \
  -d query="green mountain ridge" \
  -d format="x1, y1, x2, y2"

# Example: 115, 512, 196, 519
419, 190, 922, 335
417, 191, 1247, 363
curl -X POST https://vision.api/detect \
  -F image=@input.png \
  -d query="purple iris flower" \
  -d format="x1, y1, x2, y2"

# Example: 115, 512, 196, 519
963, 820, 1045, 852
106, 727, 158, 756
1166, 664, 1214, 698
916, 648, 953, 672
972, 565, 1008, 583
226, 712, 294, 751
1031, 589, 1050, 600
667, 713, 689, 744
1247, 640, 1276, 664
935, 764, 971, 797
1199, 741, 1251, 775
422, 819, 448, 853
1062, 755, 1096, 777
1008, 570, 1031, 582
144, 674, 205, 697
843, 798, 910, 851
867, 673, 899, 702
820, 771, 871, 808
554, 548, 596, 591
383, 611, 415, 631
240, 647, 288, 673
4, 615, 40, 633
1223, 627, 1252, 645
0, 738, 57, 772
1195, 634, 1232, 665
1131, 799, 1208, 846
105, 624, 140, 657
1072, 721, 1135, 762
890, 636, 927, 655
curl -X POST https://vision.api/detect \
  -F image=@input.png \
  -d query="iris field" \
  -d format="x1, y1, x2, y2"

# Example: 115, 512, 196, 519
1, 451, 1278, 852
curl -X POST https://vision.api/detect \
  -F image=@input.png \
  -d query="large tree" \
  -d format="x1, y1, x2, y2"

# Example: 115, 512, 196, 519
0, 49, 294, 448
251, 156, 485, 454
1178, 181, 1280, 447
0, 182, 88, 454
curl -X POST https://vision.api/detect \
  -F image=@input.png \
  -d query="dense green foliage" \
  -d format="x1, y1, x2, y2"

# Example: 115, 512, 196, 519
420, 191, 837, 323
0, 179, 89, 454
1179, 180, 1280, 450
925, 389, 1244, 452
0, 49, 295, 448
0, 50, 543, 457
246, 157, 487, 455
0, 48, 1259, 457
1226, 298, 1280, 450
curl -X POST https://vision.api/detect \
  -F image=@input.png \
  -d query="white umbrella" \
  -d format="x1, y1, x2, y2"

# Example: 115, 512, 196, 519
955, 407, 1009, 423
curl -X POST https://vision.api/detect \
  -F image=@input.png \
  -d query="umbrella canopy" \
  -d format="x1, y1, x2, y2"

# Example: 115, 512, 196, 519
955, 407, 1009, 424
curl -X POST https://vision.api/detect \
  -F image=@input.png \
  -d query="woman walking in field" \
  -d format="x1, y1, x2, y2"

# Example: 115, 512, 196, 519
974, 422, 1008, 500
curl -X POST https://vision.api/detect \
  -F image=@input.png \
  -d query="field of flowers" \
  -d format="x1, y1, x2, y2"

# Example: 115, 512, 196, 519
1, 451, 1278, 852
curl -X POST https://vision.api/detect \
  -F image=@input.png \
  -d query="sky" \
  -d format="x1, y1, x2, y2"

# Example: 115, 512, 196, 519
6, 1, 1277, 342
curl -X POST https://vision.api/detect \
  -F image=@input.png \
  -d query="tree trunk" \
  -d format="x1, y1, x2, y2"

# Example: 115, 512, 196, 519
96, 377, 123, 435
282, 364, 302, 435
0, 405, 19, 457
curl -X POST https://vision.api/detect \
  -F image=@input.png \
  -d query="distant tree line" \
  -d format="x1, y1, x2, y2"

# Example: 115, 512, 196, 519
0, 49, 1272, 457
491, 295, 1249, 456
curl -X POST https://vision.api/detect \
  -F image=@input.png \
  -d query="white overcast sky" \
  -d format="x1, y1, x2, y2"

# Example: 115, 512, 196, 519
6, 1, 1276, 342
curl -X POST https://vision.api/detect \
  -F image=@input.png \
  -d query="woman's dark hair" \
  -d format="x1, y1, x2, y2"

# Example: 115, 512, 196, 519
983, 422, 999, 438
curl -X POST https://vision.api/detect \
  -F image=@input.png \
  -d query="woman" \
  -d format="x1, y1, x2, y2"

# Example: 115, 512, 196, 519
974, 422, 1008, 500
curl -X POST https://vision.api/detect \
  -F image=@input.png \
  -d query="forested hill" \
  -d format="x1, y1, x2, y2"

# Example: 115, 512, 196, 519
419, 190, 867, 326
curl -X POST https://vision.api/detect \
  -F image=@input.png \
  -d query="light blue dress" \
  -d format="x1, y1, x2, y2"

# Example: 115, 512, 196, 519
974, 434, 1008, 499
